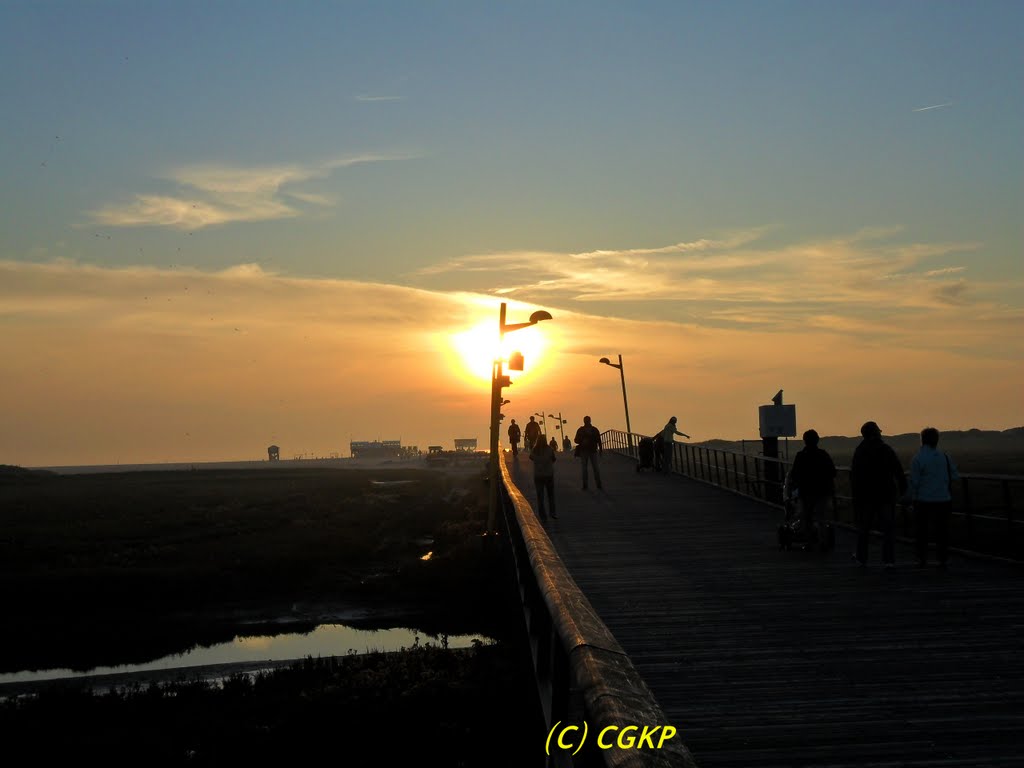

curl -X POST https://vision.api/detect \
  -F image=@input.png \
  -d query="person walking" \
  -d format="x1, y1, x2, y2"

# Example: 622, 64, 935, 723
549, 436, 559, 453
524, 416, 541, 453
530, 434, 558, 520
574, 415, 603, 490
851, 421, 907, 568
660, 416, 690, 473
910, 427, 959, 568
785, 429, 836, 544
507, 419, 522, 457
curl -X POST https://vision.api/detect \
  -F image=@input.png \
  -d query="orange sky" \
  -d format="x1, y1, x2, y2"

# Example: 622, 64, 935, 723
2, 259, 1020, 466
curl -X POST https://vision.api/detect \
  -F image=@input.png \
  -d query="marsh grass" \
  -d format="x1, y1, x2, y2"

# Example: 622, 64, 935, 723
0, 641, 539, 766
0, 464, 503, 672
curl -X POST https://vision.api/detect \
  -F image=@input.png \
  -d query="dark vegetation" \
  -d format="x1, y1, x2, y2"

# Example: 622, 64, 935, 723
1, 644, 538, 766
0, 462, 543, 764
0, 464, 505, 672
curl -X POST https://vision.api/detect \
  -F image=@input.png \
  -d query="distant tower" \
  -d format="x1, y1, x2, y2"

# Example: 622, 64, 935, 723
268, 445, 280, 461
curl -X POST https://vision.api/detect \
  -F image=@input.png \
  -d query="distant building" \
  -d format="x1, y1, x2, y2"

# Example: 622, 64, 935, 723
454, 438, 478, 453
268, 445, 280, 461
350, 440, 419, 459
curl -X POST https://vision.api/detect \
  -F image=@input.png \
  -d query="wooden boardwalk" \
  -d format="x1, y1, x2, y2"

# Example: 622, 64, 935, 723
506, 450, 1024, 768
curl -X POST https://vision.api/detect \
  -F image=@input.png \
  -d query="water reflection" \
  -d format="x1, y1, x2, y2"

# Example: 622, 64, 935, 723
1, 624, 488, 685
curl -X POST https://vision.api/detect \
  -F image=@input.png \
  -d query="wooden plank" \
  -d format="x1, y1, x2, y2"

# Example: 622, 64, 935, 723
509, 451, 1024, 768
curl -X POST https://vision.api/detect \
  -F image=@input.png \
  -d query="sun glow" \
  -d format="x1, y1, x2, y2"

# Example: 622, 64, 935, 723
449, 319, 549, 384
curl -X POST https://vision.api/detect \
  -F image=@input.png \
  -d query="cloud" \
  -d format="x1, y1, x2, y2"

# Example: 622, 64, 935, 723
356, 94, 404, 102
88, 154, 413, 231
0, 258, 1021, 466
912, 101, 953, 112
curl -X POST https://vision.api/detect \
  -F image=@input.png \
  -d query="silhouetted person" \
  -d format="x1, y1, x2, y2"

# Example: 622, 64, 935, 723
530, 435, 557, 520
507, 419, 521, 456
574, 415, 603, 490
549, 436, 559, 453
785, 429, 836, 544
562, 435, 572, 453
851, 421, 906, 568
910, 427, 959, 568
524, 416, 541, 452
652, 432, 664, 471
660, 416, 690, 473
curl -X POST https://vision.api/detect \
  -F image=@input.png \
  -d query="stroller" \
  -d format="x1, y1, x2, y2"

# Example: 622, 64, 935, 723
636, 436, 656, 472
777, 487, 836, 552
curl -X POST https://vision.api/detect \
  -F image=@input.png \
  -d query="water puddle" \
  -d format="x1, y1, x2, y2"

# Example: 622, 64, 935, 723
1, 624, 488, 685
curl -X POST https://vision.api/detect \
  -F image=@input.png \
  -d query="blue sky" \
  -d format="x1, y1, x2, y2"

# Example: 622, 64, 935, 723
1, 2, 1021, 464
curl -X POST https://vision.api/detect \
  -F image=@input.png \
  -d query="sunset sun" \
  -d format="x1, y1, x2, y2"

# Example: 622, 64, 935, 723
449, 319, 549, 384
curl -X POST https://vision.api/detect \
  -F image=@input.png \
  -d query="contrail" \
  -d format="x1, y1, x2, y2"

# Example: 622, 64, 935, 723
913, 102, 953, 112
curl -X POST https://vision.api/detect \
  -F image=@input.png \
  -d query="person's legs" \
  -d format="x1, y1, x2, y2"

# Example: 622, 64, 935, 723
935, 501, 952, 565
542, 477, 556, 518
801, 496, 818, 542
914, 501, 931, 565
881, 502, 896, 565
592, 453, 603, 489
662, 442, 672, 473
581, 453, 590, 489
855, 502, 870, 564
534, 479, 547, 519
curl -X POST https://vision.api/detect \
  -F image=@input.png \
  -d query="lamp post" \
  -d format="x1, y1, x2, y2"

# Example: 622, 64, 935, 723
488, 303, 552, 533
599, 354, 633, 453
547, 412, 568, 450
534, 412, 547, 441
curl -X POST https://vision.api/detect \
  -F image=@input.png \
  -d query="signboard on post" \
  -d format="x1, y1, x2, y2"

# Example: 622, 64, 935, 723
758, 389, 796, 438
758, 405, 797, 437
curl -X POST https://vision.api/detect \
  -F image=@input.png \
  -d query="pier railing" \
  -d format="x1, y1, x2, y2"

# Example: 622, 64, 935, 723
496, 451, 698, 768
602, 430, 1023, 562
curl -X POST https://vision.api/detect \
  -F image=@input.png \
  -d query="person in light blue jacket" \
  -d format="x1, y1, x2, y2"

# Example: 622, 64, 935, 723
910, 427, 960, 568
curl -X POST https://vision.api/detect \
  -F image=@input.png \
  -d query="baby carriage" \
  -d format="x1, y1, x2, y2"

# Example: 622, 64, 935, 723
636, 436, 656, 472
777, 487, 836, 552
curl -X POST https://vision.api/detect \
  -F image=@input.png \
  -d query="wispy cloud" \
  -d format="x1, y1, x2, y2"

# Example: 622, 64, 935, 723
410, 229, 1019, 342
88, 153, 412, 230
913, 101, 953, 112
356, 94, 404, 102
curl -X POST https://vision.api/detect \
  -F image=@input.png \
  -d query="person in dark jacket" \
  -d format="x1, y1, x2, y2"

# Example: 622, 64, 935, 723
507, 419, 522, 456
574, 416, 603, 490
850, 421, 907, 567
785, 429, 836, 543
524, 416, 541, 452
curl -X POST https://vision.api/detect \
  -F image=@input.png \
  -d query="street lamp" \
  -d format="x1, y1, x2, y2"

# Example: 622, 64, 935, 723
534, 412, 547, 441
489, 303, 552, 532
547, 412, 568, 450
599, 354, 633, 453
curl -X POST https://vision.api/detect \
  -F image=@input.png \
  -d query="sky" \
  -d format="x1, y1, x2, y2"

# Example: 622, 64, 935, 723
1, 1, 1021, 466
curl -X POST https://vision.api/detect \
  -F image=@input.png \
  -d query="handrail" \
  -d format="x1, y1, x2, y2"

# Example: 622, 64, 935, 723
602, 429, 1023, 561
497, 452, 698, 767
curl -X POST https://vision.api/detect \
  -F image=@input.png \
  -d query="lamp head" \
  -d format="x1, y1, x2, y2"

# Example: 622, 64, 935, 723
529, 310, 553, 324
599, 357, 611, 365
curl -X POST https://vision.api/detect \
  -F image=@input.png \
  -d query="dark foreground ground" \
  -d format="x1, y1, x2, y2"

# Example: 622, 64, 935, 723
0, 462, 542, 766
